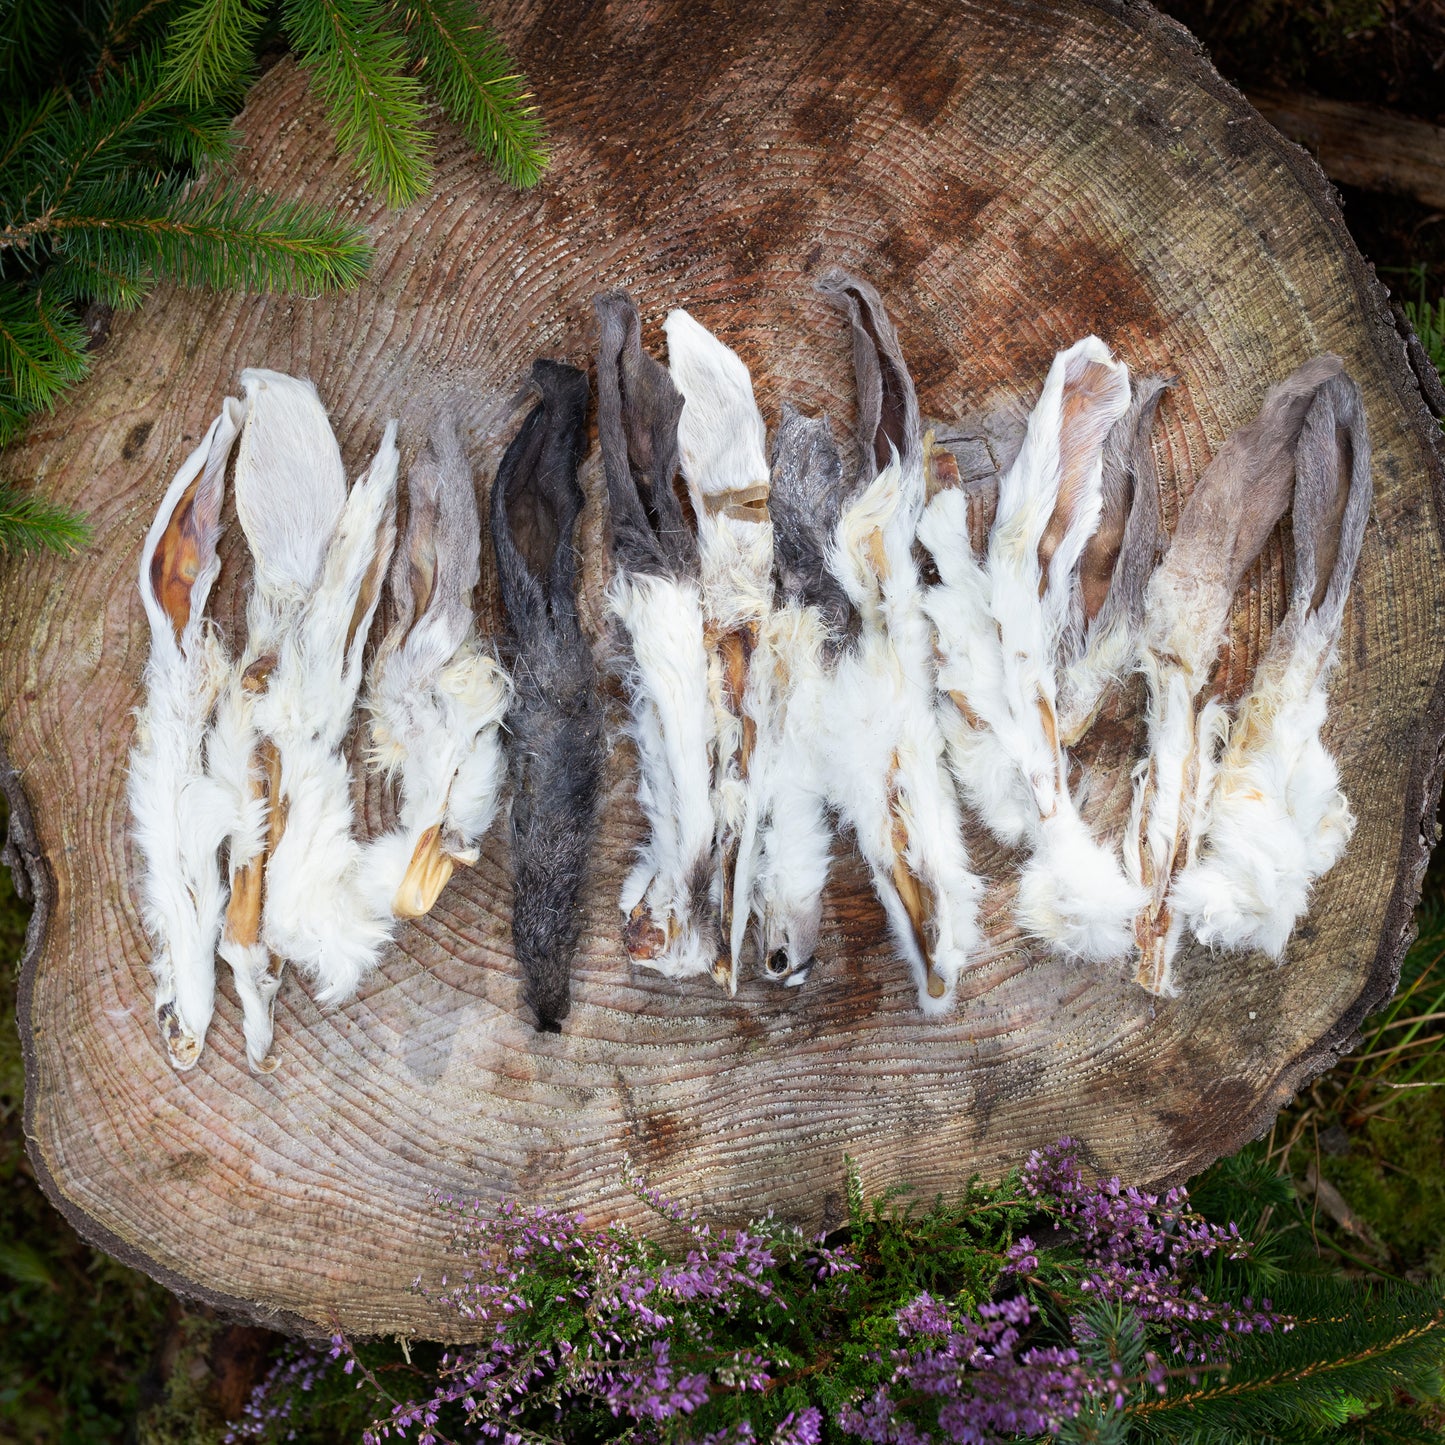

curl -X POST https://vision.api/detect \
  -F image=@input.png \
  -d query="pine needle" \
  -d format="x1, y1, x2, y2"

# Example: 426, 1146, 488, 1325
162, 0, 268, 105
282, 0, 433, 207
0, 478, 91, 556
0, 282, 90, 419
390, 0, 547, 189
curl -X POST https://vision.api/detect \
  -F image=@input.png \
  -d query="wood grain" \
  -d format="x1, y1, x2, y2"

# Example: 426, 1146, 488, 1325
5, 0, 1445, 1336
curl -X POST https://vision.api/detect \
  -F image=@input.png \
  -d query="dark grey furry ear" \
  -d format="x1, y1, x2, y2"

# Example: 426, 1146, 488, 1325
816, 268, 922, 479
593, 291, 696, 578
491, 360, 604, 1033
769, 402, 856, 644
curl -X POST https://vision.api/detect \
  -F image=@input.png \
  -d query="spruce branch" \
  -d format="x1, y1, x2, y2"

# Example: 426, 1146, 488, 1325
0, 478, 91, 556
390, 0, 546, 189
281, 0, 432, 206
162, 0, 267, 104
0, 282, 89, 420
43, 178, 373, 292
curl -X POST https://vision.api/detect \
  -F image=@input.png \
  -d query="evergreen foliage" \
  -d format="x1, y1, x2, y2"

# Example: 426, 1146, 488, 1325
0, 0, 544, 558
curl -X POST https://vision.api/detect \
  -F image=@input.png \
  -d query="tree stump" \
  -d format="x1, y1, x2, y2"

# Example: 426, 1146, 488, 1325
5, 0, 1444, 1337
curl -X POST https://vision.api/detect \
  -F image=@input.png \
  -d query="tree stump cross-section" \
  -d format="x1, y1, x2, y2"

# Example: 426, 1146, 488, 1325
4, 0, 1445, 1336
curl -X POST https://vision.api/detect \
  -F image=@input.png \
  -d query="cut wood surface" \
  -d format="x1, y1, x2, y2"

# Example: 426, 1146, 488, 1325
1250, 88, 1445, 212
5, 0, 1445, 1337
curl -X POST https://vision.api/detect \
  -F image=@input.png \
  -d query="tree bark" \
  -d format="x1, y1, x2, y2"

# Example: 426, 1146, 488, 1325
4, 0, 1444, 1338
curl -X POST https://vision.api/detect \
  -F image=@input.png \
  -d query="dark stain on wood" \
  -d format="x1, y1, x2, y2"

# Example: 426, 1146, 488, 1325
123, 419, 153, 461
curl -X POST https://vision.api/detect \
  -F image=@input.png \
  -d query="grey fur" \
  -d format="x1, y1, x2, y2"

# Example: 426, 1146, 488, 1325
769, 403, 856, 645
592, 292, 696, 578
491, 360, 604, 1033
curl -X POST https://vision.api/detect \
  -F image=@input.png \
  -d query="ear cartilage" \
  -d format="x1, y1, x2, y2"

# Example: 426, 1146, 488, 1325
921, 337, 1145, 963
365, 410, 510, 933
664, 308, 776, 993
491, 361, 603, 1033
1171, 368, 1372, 959
130, 397, 244, 1070
753, 404, 853, 986
815, 270, 983, 1014
1125, 355, 1351, 996
595, 292, 717, 980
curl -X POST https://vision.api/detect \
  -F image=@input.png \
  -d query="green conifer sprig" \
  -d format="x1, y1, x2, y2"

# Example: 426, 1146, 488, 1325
161, 0, 269, 104
0, 479, 92, 555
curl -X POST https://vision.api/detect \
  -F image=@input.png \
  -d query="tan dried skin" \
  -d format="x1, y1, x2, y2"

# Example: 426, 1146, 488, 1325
150, 476, 208, 640
393, 824, 457, 920
886, 754, 946, 999
1037, 358, 1122, 582
623, 900, 671, 962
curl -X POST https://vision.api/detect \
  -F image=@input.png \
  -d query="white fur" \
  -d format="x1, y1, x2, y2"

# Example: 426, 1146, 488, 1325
921, 339, 1142, 962
610, 571, 717, 980
1172, 617, 1354, 958
1124, 566, 1238, 995
257, 425, 399, 1005
750, 601, 834, 983
666, 309, 776, 988
824, 454, 982, 1013
129, 399, 244, 1069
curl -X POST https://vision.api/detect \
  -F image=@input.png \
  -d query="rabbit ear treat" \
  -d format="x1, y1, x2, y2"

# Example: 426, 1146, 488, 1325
1126, 354, 1349, 996
1057, 375, 1171, 746
129, 396, 244, 1070
753, 404, 852, 986
594, 292, 716, 981
491, 361, 603, 1033
365, 412, 510, 926
815, 270, 982, 1014
922, 338, 1144, 964
665, 308, 775, 992
208, 369, 353, 1070
1172, 369, 1372, 959
256, 423, 399, 1009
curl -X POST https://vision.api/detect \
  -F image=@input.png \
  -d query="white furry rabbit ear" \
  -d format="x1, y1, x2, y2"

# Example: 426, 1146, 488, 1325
594, 292, 716, 981
817, 271, 982, 1014
1057, 376, 1171, 745
366, 411, 509, 925
1173, 368, 1372, 959
665, 308, 774, 991
1127, 354, 1348, 995
130, 395, 244, 1069
752, 404, 851, 988
208, 369, 352, 1072
258, 424, 399, 1010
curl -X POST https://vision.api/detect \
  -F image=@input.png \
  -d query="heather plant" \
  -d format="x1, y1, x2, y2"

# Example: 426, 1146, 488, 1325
224, 1143, 1445, 1444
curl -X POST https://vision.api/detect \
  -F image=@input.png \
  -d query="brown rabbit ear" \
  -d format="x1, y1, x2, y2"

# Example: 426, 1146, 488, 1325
817, 269, 921, 477
1289, 370, 1372, 624
593, 290, 693, 577
1076, 376, 1170, 626
1170, 354, 1347, 599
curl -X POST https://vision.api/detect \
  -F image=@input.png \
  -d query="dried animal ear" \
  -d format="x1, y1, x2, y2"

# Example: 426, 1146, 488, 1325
492, 359, 590, 638
593, 291, 694, 576
817, 268, 921, 477
491, 359, 601, 1031
140, 397, 244, 643
1077, 376, 1170, 627
1288, 370, 1372, 627
769, 403, 855, 641
342, 425, 402, 666
234, 369, 348, 600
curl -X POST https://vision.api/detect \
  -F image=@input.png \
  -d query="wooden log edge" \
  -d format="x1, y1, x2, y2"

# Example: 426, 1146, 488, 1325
5, 0, 1445, 1332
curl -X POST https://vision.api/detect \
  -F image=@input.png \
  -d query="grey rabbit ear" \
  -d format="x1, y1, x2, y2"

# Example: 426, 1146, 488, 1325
816, 268, 922, 478
491, 359, 604, 1035
768, 403, 856, 640
593, 291, 696, 577
1287, 370, 1372, 628
1173, 354, 1347, 598
1077, 376, 1171, 629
